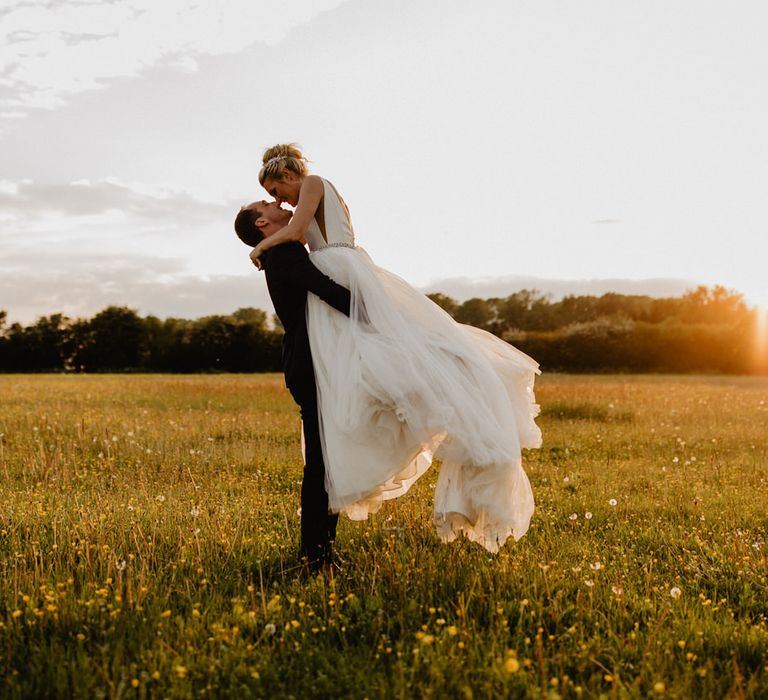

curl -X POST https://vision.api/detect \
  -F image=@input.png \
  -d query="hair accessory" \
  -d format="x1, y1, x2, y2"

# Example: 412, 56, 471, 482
264, 153, 306, 169
264, 155, 285, 168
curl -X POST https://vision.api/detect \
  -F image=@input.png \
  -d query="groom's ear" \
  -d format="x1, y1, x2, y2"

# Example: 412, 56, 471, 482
254, 217, 268, 230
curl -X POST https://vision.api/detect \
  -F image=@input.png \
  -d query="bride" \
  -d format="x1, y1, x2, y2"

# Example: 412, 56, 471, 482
249, 144, 542, 553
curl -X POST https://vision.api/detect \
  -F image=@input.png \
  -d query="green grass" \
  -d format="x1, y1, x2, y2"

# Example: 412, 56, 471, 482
0, 373, 767, 698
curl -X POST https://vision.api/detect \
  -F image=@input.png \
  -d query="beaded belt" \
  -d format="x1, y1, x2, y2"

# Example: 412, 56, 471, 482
315, 241, 356, 251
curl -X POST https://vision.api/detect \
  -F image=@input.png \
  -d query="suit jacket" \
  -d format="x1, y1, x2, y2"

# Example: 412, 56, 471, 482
262, 242, 350, 396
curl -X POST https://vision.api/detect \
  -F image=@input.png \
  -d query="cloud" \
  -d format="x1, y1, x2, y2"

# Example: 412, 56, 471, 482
0, 177, 250, 289
0, 178, 233, 222
0, 0, 348, 113
1, 250, 273, 324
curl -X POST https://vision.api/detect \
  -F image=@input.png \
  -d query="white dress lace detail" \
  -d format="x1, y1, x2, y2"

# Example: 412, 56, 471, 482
304, 179, 541, 552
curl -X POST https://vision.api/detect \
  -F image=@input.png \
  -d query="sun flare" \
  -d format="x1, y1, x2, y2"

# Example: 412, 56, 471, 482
754, 307, 768, 372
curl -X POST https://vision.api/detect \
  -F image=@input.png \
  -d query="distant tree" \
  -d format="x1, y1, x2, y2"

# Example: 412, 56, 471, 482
71, 306, 148, 371
141, 315, 182, 371
647, 297, 685, 324
0, 322, 28, 371
231, 307, 268, 327
25, 314, 70, 370
183, 311, 281, 372
184, 315, 235, 370
551, 295, 601, 327
495, 290, 553, 331
427, 293, 459, 317
680, 286, 748, 324
594, 293, 653, 322
455, 298, 494, 330
0, 314, 69, 371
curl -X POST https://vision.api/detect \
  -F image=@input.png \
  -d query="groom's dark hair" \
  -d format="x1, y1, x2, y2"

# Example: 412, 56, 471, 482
234, 207, 265, 247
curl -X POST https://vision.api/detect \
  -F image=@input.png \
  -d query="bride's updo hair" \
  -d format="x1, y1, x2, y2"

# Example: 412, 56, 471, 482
258, 143, 309, 185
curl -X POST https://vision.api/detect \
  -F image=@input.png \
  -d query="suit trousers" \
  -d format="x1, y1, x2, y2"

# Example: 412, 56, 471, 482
289, 377, 339, 563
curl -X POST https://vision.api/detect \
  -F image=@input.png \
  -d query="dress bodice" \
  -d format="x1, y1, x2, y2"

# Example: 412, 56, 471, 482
304, 179, 356, 251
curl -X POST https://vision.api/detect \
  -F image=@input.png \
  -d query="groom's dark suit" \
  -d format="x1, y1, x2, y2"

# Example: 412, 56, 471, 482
261, 241, 350, 567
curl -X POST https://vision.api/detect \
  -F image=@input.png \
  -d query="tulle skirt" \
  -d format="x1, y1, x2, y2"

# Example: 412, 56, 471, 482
306, 246, 542, 552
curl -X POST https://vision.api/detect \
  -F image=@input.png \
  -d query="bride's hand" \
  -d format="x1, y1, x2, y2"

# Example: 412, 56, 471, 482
250, 245, 265, 270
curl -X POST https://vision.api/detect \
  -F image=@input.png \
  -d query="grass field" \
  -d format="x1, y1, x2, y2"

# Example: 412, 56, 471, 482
0, 373, 767, 699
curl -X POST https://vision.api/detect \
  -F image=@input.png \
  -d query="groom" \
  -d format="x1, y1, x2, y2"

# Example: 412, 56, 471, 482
234, 200, 350, 571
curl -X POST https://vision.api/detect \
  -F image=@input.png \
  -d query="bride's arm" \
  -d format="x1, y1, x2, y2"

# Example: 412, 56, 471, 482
250, 175, 324, 267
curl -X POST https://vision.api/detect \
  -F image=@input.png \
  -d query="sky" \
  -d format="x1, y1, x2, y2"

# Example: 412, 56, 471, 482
2, 0, 767, 324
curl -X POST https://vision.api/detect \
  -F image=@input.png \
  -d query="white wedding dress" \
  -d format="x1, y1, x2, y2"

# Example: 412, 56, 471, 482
304, 179, 542, 552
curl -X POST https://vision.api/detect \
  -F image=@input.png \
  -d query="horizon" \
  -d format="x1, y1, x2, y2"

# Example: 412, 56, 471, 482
0, 273, 747, 326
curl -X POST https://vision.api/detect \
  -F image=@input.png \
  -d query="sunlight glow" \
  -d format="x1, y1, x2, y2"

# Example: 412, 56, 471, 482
754, 307, 768, 373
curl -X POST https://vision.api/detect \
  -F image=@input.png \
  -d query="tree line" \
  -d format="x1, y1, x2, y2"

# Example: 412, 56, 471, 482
1, 285, 764, 373
428, 285, 765, 374
0, 307, 282, 373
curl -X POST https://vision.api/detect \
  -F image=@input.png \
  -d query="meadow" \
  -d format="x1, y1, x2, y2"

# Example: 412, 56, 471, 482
0, 373, 766, 699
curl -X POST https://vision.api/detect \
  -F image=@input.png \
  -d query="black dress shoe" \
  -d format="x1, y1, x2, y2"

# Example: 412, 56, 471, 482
329, 548, 347, 571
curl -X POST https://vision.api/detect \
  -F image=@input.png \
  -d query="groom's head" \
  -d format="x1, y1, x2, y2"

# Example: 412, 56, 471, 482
234, 200, 291, 246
